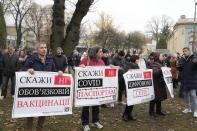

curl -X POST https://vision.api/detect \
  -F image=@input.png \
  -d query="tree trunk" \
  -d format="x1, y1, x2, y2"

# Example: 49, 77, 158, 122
0, 4, 6, 48
50, 0, 65, 50
62, 0, 94, 55
16, 24, 22, 48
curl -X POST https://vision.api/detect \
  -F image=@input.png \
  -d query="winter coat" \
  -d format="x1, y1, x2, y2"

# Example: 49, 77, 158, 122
53, 55, 68, 72
150, 62, 167, 101
111, 56, 126, 80
0, 50, 3, 71
80, 57, 105, 66
22, 54, 56, 72
2, 52, 19, 76
178, 54, 197, 91
68, 53, 80, 66
102, 57, 110, 66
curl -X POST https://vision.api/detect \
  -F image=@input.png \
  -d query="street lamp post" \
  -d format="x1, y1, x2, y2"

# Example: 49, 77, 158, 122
193, 0, 197, 52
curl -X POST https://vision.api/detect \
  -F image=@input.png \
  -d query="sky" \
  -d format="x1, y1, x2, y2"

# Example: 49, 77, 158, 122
7, 0, 196, 33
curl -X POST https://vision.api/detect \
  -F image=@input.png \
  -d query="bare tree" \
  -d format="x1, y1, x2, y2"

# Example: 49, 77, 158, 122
0, 0, 11, 14
25, 3, 52, 43
25, 3, 43, 41
146, 17, 160, 45
8, 0, 32, 48
50, 0, 65, 50
146, 15, 173, 48
0, 2, 6, 48
62, 0, 94, 55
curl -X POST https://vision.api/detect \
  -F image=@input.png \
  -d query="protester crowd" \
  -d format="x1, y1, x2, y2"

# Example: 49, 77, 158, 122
0, 42, 197, 131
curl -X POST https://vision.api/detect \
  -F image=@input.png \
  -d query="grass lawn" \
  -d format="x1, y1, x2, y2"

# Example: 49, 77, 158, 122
0, 89, 197, 131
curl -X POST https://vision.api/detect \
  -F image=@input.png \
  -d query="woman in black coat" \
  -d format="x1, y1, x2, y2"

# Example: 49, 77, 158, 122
149, 52, 167, 117
122, 55, 139, 121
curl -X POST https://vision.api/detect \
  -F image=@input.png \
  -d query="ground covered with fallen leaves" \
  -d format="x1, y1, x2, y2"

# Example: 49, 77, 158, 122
1, 89, 197, 131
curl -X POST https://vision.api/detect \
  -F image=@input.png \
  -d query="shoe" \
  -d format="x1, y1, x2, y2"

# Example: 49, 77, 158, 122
83, 125, 90, 131
0, 96, 4, 100
122, 114, 129, 121
194, 112, 197, 117
149, 113, 157, 117
101, 104, 107, 108
121, 101, 126, 105
122, 114, 137, 121
107, 103, 114, 108
92, 122, 103, 129
128, 115, 137, 121
182, 109, 192, 114
156, 112, 166, 116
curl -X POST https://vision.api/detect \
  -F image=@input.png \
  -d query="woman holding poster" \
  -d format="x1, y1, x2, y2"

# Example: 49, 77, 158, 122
149, 52, 167, 117
79, 46, 104, 131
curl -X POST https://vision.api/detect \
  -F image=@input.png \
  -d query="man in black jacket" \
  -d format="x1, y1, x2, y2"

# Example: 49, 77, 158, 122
53, 47, 68, 72
111, 50, 126, 104
1, 45, 19, 99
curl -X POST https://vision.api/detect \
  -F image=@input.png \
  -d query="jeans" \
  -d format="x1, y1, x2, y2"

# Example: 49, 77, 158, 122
81, 106, 99, 126
1, 75, 15, 97
183, 89, 197, 112
68, 65, 74, 74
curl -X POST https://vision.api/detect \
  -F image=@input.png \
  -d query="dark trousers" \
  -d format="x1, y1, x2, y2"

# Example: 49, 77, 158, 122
0, 70, 3, 86
1, 75, 15, 97
81, 106, 99, 126
123, 105, 134, 117
179, 84, 184, 98
149, 101, 162, 114
118, 79, 125, 102
173, 79, 178, 89
25, 117, 46, 131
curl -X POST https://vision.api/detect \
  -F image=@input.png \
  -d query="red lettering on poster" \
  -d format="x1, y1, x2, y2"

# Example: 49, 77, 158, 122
54, 76, 71, 85
143, 71, 151, 79
105, 69, 116, 77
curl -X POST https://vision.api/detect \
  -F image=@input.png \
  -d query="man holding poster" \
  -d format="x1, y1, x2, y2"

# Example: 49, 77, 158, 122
21, 42, 63, 131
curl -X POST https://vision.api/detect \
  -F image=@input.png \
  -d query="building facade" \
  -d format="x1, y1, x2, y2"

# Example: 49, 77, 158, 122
6, 25, 36, 49
167, 15, 197, 54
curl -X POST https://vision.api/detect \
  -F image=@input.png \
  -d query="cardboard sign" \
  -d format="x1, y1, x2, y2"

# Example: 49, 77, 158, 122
74, 66, 118, 107
12, 72, 73, 118
123, 69, 155, 106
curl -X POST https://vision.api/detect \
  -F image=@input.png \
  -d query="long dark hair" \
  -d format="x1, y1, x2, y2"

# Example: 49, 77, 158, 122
87, 45, 102, 61
151, 52, 162, 63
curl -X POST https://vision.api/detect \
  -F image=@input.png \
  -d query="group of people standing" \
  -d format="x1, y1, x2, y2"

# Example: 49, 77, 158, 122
0, 42, 197, 131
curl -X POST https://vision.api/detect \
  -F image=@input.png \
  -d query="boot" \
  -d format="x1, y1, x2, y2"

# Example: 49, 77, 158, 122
156, 101, 166, 116
123, 105, 136, 121
149, 101, 157, 117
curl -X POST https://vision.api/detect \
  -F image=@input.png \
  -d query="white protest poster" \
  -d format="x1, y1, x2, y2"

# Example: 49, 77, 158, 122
123, 69, 155, 106
12, 71, 73, 118
161, 67, 174, 98
74, 66, 118, 107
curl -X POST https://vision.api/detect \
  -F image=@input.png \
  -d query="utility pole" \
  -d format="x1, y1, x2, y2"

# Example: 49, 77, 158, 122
193, 0, 197, 52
